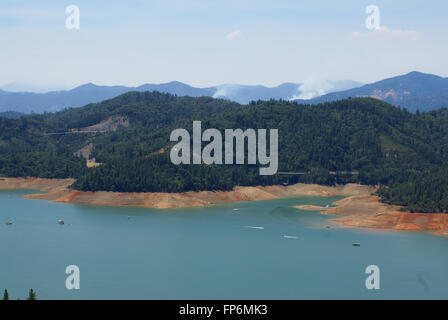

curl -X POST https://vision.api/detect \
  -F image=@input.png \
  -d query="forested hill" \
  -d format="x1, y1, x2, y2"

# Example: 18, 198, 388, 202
1, 91, 448, 213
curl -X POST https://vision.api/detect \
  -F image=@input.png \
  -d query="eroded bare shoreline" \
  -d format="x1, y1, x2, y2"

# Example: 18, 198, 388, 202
296, 194, 448, 237
1, 177, 447, 236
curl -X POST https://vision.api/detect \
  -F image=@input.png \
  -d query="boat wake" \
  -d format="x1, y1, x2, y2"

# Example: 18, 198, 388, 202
283, 235, 300, 239
245, 226, 264, 230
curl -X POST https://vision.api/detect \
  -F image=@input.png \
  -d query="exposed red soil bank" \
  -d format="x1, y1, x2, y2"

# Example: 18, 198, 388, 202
1, 177, 447, 236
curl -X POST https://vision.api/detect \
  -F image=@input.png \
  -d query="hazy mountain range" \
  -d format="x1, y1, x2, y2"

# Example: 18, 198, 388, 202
293, 71, 448, 113
0, 80, 362, 114
0, 71, 447, 114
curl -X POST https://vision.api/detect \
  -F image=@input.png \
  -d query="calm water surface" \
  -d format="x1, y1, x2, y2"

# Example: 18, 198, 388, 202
0, 189, 447, 299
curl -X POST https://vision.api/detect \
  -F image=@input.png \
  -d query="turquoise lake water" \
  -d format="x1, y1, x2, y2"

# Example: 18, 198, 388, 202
0, 189, 447, 300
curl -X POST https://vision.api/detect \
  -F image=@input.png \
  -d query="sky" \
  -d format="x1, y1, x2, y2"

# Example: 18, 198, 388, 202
0, 0, 447, 91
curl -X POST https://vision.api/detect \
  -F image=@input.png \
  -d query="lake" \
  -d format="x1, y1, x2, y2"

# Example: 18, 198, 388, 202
0, 189, 447, 299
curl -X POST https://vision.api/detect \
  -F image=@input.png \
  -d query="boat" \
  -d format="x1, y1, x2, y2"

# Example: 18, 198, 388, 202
58, 220, 65, 225
352, 243, 361, 247
5, 221, 13, 225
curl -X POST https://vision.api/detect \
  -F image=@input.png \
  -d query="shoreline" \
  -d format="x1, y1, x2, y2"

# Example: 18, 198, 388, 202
0, 177, 370, 209
1, 177, 448, 236
295, 194, 448, 237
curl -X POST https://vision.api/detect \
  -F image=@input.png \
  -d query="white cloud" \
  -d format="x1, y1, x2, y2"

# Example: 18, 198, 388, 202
349, 26, 420, 40
225, 30, 242, 40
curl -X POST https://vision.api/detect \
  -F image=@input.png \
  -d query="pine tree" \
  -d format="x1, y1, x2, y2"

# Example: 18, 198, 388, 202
27, 288, 36, 300
2, 289, 9, 300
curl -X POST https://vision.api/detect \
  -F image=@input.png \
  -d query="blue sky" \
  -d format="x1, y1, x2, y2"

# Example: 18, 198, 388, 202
0, 0, 447, 90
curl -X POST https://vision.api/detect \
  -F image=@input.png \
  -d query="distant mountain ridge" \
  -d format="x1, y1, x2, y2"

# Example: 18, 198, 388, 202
0, 80, 362, 113
2, 71, 447, 113
294, 71, 448, 112
0, 111, 23, 119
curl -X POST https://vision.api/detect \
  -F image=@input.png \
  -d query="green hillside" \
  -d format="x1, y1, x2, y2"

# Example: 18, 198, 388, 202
1, 91, 448, 213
